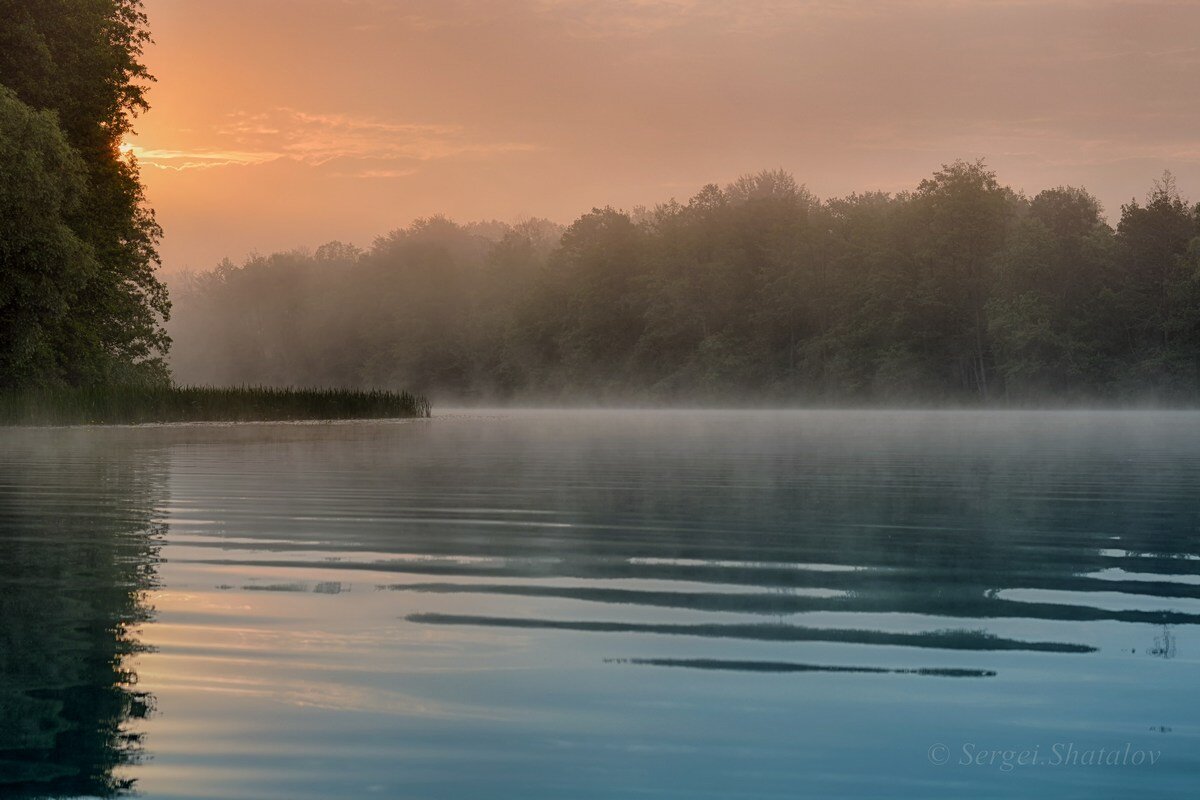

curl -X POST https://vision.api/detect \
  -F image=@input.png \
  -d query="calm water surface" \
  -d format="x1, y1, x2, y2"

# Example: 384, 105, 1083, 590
1, 410, 1198, 798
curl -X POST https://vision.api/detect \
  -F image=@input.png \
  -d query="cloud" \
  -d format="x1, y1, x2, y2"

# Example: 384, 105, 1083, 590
331, 168, 421, 179
133, 108, 537, 173
322, 0, 833, 38
130, 148, 281, 171
331, 0, 1197, 40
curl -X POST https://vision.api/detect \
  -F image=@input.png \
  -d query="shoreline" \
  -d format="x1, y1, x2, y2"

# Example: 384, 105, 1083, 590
0, 385, 431, 427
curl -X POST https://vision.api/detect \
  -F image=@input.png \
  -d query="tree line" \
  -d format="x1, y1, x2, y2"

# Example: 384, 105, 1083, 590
170, 163, 1200, 404
0, 0, 169, 390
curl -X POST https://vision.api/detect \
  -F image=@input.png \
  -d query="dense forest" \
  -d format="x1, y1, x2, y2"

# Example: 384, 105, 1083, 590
0, 0, 169, 390
171, 164, 1200, 404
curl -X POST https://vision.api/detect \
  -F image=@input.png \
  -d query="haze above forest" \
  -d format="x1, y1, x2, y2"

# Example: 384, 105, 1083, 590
133, 0, 1200, 270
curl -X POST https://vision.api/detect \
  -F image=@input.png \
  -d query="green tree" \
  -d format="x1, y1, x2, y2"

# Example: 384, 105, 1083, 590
988, 187, 1120, 398
907, 160, 1015, 399
0, 0, 169, 386
799, 191, 908, 399
0, 87, 98, 388
545, 208, 647, 392
1114, 174, 1200, 394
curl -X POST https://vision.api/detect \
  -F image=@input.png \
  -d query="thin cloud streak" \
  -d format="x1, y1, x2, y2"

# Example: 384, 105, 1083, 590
134, 107, 537, 172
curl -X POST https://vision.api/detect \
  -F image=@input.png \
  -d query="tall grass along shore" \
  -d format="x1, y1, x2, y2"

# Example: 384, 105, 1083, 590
0, 386, 432, 426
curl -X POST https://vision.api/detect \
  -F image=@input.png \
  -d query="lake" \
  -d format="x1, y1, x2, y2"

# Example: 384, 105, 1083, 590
1, 409, 1197, 798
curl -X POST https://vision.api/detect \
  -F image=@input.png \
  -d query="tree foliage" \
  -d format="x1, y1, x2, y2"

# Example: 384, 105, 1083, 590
0, 87, 95, 388
0, 0, 169, 388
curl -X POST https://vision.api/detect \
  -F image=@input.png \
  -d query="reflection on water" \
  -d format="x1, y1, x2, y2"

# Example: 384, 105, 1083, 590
0, 440, 163, 797
1, 410, 1199, 798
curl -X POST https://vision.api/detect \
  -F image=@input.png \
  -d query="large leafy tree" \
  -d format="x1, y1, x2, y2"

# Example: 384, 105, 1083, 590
0, 0, 169, 387
0, 87, 97, 388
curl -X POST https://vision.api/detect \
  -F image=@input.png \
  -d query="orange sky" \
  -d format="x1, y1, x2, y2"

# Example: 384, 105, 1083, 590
131, 0, 1200, 271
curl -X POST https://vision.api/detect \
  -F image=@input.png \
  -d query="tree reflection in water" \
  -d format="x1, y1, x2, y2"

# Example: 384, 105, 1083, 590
0, 438, 164, 798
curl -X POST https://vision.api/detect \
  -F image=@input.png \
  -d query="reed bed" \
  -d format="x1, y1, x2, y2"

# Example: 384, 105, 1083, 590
0, 385, 431, 426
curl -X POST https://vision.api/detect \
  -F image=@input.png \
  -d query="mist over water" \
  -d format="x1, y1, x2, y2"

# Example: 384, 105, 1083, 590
2, 409, 1198, 798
